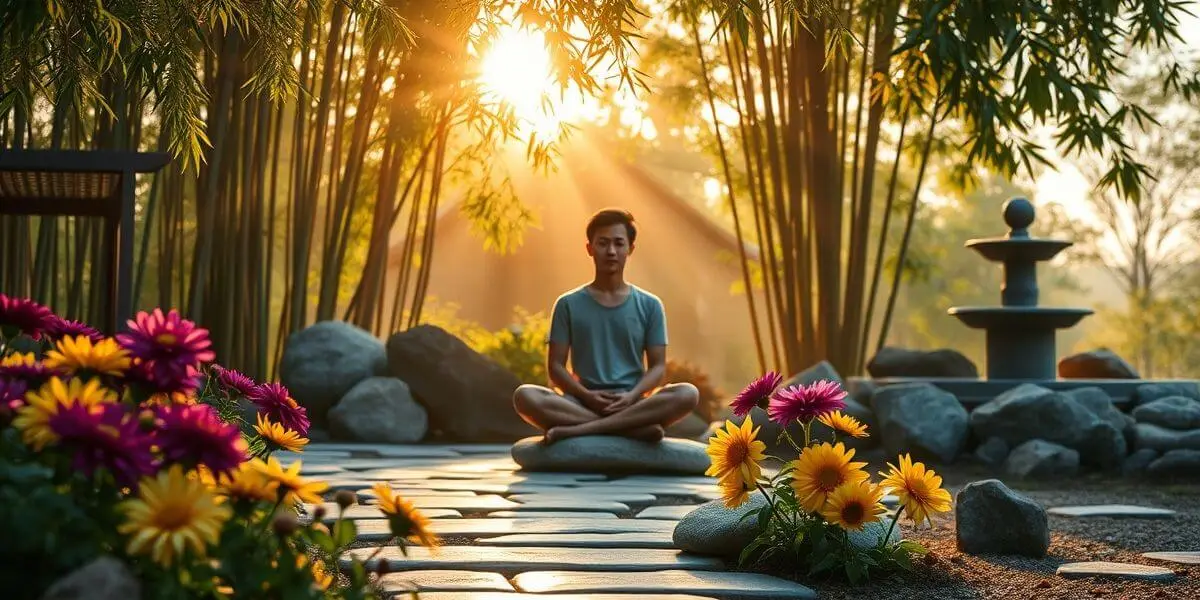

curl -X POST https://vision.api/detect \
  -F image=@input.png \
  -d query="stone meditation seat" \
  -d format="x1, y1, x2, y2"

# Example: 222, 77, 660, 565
510, 435, 711, 475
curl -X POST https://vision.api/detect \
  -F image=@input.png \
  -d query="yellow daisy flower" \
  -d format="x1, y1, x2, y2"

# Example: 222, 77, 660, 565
142, 391, 197, 407
817, 410, 869, 438
717, 470, 756, 508
43, 335, 131, 376
0, 352, 37, 367
218, 459, 280, 503
705, 417, 767, 491
252, 457, 328, 505
117, 464, 232, 566
821, 480, 888, 531
254, 413, 308, 452
310, 558, 333, 590
879, 453, 952, 526
12, 377, 116, 450
789, 441, 869, 513
372, 482, 439, 548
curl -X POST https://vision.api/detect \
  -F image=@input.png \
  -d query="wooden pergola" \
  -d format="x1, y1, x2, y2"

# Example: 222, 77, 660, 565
0, 150, 171, 333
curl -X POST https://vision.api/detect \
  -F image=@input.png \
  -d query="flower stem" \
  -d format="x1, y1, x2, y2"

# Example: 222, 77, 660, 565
883, 504, 903, 547
780, 427, 804, 453
803, 420, 812, 447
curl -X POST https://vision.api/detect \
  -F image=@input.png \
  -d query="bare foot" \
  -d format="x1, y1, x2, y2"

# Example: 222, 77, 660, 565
543, 425, 580, 445
624, 424, 665, 443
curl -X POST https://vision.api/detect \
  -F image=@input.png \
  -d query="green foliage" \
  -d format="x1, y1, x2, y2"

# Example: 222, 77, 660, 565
418, 300, 551, 384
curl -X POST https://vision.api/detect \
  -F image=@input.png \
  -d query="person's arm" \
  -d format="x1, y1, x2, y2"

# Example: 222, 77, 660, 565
545, 297, 608, 411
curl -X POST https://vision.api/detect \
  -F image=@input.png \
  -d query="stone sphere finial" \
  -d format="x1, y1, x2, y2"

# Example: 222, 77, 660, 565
1003, 197, 1035, 233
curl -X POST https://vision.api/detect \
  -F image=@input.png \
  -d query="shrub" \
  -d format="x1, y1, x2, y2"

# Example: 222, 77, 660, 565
664, 358, 724, 421
0, 294, 437, 598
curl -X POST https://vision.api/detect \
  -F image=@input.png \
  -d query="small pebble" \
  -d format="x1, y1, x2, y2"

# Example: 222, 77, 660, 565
1036, 579, 1052, 588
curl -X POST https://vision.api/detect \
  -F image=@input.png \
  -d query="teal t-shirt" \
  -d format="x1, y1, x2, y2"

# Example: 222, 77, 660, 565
546, 284, 668, 390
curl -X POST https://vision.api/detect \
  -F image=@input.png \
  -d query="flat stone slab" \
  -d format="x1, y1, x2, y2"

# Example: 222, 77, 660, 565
343, 546, 725, 576
352, 518, 677, 541
488, 511, 618, 519
412, 594, 715, 600
1056, 561, 1177, 581
476, 533, 674, 549
509, 492, 656, 504
512, 483, 712, 498
637, 505, 702, 520
504, 501, 630, 513
296, 464, 347, 476
303, 503, 461, 521
356, 493, 520, 512
1142, 551, 1200, 565
378, 570, 514, 593
511, 436, 710, 475
1047, 504, 1176, 519
304, 443, 465, 458
512, 569, 817, 599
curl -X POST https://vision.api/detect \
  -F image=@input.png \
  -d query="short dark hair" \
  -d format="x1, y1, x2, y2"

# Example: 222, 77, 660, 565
586, 208, 637, 243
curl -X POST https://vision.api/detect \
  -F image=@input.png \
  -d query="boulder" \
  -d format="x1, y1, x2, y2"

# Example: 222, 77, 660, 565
279, 320, 387, 425
511, 435, 710, 474
327, 377, 428, 443
41, 556, 140, 600
851, 379, 877, 409
973, 437, 1009, 466
1134, 382, 1200, 407
786, 360, 842, 388
1058, 348, 1139, 379
672, 495, 769, 556
867, 346, 978, 379
1122, 448, 1158, 476
871, 383, 968, 463
1004, 440, 1080, 479
387, 325, 536, 442
1132, 423, 1200, 453
1132, 396, 1200, 430
1064, 387, 1135, 440
956, 479, 1049, 557
1146, 449, 1200, 478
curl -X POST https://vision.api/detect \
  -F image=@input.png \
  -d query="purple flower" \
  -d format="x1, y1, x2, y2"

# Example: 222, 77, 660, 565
0, 354, 63, 387
0, 294, 55, 340
154, 403, 247, 476
117, 309, 215, 394
248, 382, 310, 436
0, 378, 26, 411
767, 379, 847, 426
211, 364, 257, 397
43, 316, 105, 344
48, 403, 157, 488
731, 371, 783, 417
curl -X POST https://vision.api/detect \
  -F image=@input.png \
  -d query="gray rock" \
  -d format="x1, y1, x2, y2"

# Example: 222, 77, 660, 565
1146, 449, 1200, 477
1141, 551, 1200, 565
1056, 561, 1176, 582
512, 569, 818, 599
786, 360, 843, 387
673, 495, 769, 556
851, 379, 877, 409
956, 479, 1049, 557
1076, 421, 1127, 471
1134, 382, 1200, 407
279, 320, 387, 425
1046, 504, 1175, 519
1122, 448, 1158, 476
41, 556, 140, 600
378, 570, 514, 593
1005, 440, 1080, 479
343, 546, 726, 577
867, 346, 978, 378
1065, 387, 1134, 440
971, 384, 1124, 469
1133, 423, 1200, 452
511, 436, 710, 475
1058, 348, 1139, 379
666, 412, 711, 439
1132, 396, 1200, 430
846, 519, 902, 549
871, 383, 969, 463
973, 437, 1009, 466
387, 324, 537, 442
327, 377, 428, 443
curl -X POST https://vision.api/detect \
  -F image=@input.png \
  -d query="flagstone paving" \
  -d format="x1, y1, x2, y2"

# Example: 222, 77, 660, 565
475, 532, 675, 549
1047, 504, 1176, 519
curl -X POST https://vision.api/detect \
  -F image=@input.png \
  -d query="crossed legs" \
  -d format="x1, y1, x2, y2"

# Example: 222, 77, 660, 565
512, 382, 699, 444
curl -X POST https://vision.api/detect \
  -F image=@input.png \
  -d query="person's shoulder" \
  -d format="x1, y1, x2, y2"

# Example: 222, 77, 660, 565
629, 284, 665, 308
553, 284, 590, 306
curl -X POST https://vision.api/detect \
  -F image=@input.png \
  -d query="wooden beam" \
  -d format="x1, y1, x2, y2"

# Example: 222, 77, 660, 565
0, 150, 171, 174
0, 195, 119, 218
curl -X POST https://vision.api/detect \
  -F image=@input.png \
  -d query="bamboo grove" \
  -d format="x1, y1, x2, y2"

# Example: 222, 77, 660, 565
662, 0, 1200, 376
0, 0, 644, 380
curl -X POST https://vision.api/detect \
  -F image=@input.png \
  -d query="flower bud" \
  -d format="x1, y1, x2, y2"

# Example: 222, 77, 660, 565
272, 511, 298, 537
335, 490, 357, 509
312, 506, 327, 522
138, 409, 157, 432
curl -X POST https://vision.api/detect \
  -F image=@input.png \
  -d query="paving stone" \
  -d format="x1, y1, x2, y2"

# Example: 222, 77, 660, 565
1141, 551, 1200, 565
476, 533, 675, 549
296, 464, 347, 476
509, 492, 657, 504
304, 443, 464, 457
511, 436, 710, 474
636, 505, 701, 520
378, 570, 514, 593
505, 501, 630, 513
488, 511, 619, 519
412, 594, 715, 600
343, 546, 726, 576
1056, 561, 1177, 581
1047, 504, 1176, 519
355, 493, 520, 512
512, 569, 817, 599
616, 475, 720, 487
391, 480, 528, 494
352, 518, 677, 541
302, 503, 461, 521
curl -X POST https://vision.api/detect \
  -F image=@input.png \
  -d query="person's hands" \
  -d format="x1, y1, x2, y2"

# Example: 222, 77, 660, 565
601, 391, 638, 414
580, 390, 614, 413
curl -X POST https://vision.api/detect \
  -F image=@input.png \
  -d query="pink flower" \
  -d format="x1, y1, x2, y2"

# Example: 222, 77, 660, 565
767, 379, 847, 426
117, 309, 215, 394
48, 403, 157, 487
248, 382, 310, 436
44, 316, 104, 344
210, 364, 257, 397
154, 403, 247, 476
0, 294, 55, 340
731, 371, 783, 417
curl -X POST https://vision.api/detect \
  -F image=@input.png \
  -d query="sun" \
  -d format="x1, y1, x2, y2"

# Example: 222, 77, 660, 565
477, 25, 588, 140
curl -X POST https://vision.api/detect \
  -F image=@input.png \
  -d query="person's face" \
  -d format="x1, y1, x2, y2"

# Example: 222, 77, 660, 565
586, 223, 633, 274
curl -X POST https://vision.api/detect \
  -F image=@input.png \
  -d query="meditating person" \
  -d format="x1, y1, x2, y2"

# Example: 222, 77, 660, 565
512, 208, 699, 444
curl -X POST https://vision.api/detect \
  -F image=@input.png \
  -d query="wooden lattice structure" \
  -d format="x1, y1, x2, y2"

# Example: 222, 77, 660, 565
0, 150, 171, 332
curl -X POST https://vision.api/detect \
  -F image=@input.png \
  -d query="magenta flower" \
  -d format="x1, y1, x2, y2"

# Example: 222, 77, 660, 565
767, 379, 847, 426
0, 294, 55, 340
43, 316, 105, 344
117, 309, 215, 394
211, 364, 257, 397
248, 382, 310, 435
731, 371, 783, 417
48, 403, 157, 487
0, 378, 27, 411
0, 357, 63, 387
154, 403, 247, 476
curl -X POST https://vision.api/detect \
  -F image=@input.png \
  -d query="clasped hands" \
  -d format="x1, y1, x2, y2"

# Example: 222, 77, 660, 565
583, 390, 639, 415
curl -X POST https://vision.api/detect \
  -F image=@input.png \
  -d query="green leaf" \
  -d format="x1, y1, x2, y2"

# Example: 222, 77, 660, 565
332, 519, 357, 548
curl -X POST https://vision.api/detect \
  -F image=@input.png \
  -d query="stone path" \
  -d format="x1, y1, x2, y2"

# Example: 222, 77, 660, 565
284, 444, 817, 599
